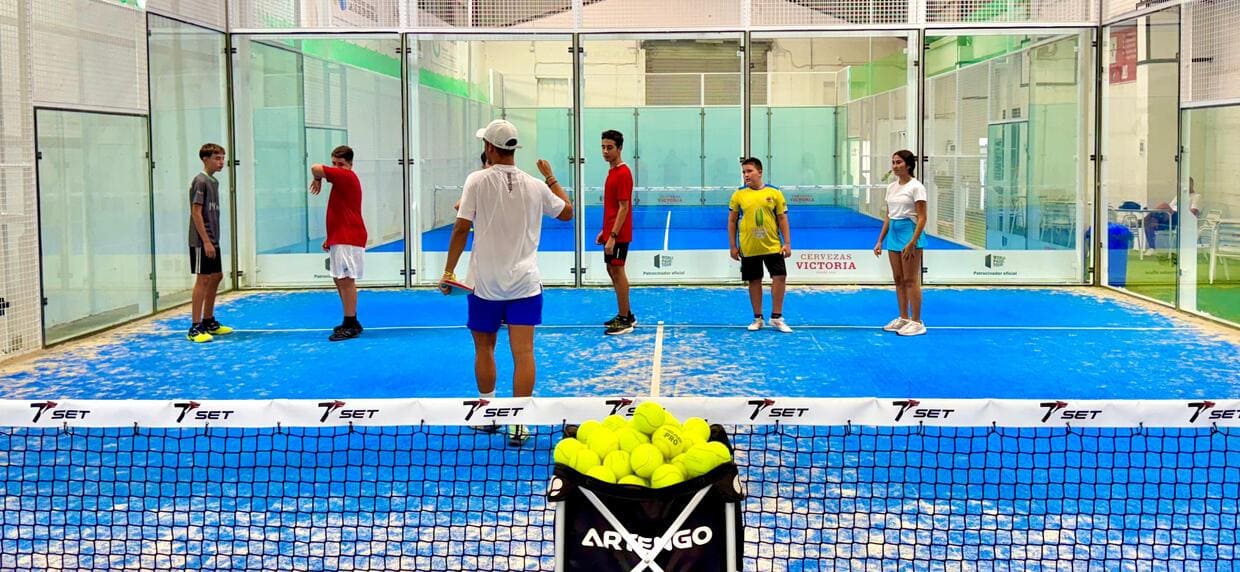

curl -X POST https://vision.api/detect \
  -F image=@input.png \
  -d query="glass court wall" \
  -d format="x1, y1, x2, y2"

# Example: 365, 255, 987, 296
924, 30, 1094, 284
232, 34, 404, 287
217, 28, 1099, 288
9, 0, 1238, 359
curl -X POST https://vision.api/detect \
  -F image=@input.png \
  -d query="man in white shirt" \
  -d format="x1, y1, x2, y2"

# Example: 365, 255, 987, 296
441, 119, 574, 446
1144, 177, 1201, 254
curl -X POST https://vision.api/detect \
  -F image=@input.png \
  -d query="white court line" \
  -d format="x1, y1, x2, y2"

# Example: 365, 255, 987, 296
650, 321, 665, 398
659, 324, 1189, 332
663, 211, 671, 251
203, 324, 1189, 334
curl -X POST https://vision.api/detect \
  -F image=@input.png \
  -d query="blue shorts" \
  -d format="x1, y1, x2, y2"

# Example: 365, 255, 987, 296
467, 293, 543, 333
884, 218, 926, 251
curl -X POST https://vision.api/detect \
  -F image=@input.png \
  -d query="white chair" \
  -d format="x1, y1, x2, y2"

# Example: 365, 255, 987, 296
1208, 220, 1240, 284
1119, 212, 1145, 257
1198, 209, 1223, 249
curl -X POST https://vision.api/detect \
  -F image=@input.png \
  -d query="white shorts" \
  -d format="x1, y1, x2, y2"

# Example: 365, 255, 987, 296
328, 245, 365, 279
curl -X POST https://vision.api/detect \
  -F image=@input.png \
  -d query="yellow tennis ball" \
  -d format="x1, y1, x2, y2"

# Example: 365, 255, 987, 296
602, 415, 628, 431
585, 465, 618, 484
573, 449, 601, 474
588, 428, 619, 459
650, 463, 686, 488
618, 474, 649, 487
682, 417, 710, 442
630, 402, 666, 435
604, 450, 633, 479
662, 412, 681, 428
652, 424, 687, 459
553, 438, 584, 466
630, 443, 664, 478
616, 427, 650, 453
683, 442, 731, 478
576, 420, 604, 444
705, 441, 733, 463
670, 453, 688, 477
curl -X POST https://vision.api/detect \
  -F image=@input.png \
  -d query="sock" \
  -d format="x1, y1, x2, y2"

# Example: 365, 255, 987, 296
480, 391, 496, 399
626, 312, 635, 319
772, 313, 782, 319
191, 322, 201, 330
754, 314, 763, 319
344, 315, 359, 327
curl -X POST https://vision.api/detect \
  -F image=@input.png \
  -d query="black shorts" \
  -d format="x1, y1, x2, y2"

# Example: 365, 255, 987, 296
740, 253, 787, 281
604, 242, 630, 266
190, 244, 222, 275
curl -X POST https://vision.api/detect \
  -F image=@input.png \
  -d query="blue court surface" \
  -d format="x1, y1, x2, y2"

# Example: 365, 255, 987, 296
2, 287, 1235, 400
273, 205, 970, 254
2, 287, 1238, 571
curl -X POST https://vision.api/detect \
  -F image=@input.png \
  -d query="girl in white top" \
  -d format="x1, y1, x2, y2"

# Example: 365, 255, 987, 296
873, 150, 928, 336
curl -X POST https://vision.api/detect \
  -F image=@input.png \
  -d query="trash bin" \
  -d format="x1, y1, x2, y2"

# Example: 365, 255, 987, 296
549, 426, 745, 572
1087, 223, 1133, 287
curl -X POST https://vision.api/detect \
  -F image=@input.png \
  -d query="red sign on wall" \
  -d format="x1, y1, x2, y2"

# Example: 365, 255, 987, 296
1109, 25, 1138, 85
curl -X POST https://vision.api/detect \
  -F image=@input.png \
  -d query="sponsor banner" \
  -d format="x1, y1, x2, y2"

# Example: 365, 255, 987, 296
591, 249, 909, 283
859, 398, 992, 427
589, 250, 737, 283
268, 398, 417, 427
0, 398, 1237, 429
0, 399, 135, 428
987, 400, 1133, 428
924, 250, 1082, 283
787, 250, 888, 281
255, 253, 405, 287
162, 400, 282, 428
420, 397, 536, 427
1162, 400, 1240, 427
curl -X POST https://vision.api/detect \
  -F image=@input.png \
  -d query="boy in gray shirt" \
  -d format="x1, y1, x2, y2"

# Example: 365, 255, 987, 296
187, 143, 232, 343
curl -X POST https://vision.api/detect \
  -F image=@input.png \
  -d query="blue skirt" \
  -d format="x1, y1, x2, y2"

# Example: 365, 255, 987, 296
884, 218, 926, 251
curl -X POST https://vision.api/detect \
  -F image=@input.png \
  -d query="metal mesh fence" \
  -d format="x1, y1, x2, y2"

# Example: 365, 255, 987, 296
0, 0, 40, 361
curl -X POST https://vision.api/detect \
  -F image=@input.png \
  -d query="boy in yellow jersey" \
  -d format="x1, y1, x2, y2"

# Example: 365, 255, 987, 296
728, 158, 793, 333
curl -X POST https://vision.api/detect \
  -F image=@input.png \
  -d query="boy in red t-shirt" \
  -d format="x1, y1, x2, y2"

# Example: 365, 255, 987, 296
597, 130, 635, 335
310, 145, 368, 341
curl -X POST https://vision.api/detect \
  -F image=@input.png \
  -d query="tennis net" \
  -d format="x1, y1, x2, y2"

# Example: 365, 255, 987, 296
0, 397, 1236, 570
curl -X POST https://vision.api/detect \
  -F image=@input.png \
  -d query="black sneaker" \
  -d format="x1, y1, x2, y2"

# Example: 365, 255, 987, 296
604, 313, 637, 327
186, 325, 213, 343
328, 324, 363, 342
605, 315, 635, 336
202, 319, 233, 335
471, 424, 500, 434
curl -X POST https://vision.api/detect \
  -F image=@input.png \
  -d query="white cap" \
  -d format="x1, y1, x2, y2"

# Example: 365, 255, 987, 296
475, 119, 521, 150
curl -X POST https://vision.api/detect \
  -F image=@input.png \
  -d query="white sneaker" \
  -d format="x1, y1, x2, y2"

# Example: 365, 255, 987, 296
770, 317, 793, 333
883, 317, 910, 332
1143, 248, 1156, 256
897, 320, 926, 336
747, 317, 764, 331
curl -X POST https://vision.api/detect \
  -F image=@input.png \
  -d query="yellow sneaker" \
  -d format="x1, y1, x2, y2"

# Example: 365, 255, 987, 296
203, 320, 233, 335
187, 328, 214, 343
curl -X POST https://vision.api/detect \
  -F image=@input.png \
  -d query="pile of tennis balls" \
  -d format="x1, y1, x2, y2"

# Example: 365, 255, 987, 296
553, 401, 733, 488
